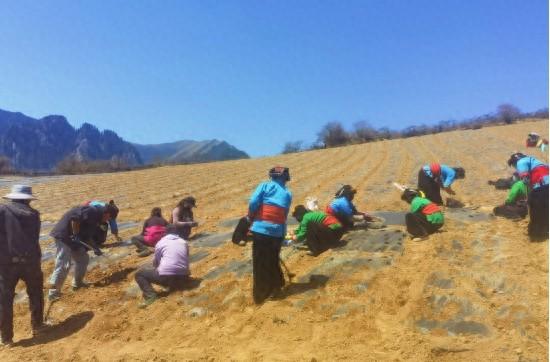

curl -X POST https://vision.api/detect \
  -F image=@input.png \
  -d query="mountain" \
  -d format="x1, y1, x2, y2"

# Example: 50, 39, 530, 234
133, 139, 250, 164
0, 109, 142, 171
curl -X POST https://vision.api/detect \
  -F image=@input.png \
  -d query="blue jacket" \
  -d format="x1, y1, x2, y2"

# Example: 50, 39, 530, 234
516, 157, 549, 189
248, 179, 292, 237
328, 197, 356, 217
422, 164, 456, 187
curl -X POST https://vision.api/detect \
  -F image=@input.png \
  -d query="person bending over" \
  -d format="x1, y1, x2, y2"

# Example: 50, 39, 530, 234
131, 207, 168, 257
290, 205, 343, 256
417, 163, 465, 205
401, 188, 444, 240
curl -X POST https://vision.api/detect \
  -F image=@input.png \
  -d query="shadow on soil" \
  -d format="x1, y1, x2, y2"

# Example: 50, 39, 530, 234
15, 311, 94, 347
281, 274, 329, 299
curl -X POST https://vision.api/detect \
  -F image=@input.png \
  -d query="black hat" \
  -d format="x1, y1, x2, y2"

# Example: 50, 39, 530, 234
335, 185, 357, 200
401, 188, 419, 203
291, 205, 308, 222
507, 153, 526, 167
269, 166, 290, 181
183, 196, 197, 207
453, 167, 466, 179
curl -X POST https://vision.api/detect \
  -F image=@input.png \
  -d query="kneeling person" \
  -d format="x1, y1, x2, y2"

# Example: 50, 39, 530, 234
291, 205, 343, 256
401, 189, 444, 238
493, 179, 528, 220
134, 225, 190, 308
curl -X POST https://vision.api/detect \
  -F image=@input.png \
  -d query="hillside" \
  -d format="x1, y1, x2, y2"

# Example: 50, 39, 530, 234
2, 119, 548, 361
133, 139, 249, 164
0, 109, 142, 171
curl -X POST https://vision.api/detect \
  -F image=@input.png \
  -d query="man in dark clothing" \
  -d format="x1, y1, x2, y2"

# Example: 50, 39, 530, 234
47, 204, 113, 300
0, 185, 46, 346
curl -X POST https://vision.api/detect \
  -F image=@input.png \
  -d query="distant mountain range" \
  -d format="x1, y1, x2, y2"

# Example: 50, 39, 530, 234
0, 108, 249, 171
133, 140, 249, 164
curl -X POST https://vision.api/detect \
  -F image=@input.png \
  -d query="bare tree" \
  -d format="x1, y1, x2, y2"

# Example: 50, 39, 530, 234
497, 103, 521, 124
352, 121, 378, 143
317, 121, 350, 148
282, 141, 303, 154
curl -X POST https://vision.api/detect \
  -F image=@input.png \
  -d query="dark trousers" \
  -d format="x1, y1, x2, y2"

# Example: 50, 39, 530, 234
252, 232, 284, 304
493, 203, 528, 219
0, 262, 44, 341
405, 212, 442, 237
131, 235, 148, 251
418, 170, 443, 205
135, 266, 187, 299
528, 185, 549, 241
305, 224, 343, 256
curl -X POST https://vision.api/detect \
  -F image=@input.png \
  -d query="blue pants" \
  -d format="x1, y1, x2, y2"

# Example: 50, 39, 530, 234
48, 239, 89, 297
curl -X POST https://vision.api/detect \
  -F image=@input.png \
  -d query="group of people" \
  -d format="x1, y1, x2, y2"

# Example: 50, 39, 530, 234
0, 134, 548, 345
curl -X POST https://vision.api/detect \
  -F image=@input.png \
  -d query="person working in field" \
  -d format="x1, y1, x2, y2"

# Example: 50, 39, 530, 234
493, 174, 528, 220
47, 203, 116, 301
248, 166, 292, 304
417, 163, 465, 205
171, 196, 198, 239
400, 188, 444, 240
131, 207, 168, 257
507, 153, 549, 241
526, 132, 549, 155
134, 224, 190, 308
0, 185, 48, 347
325, 185, 373, 231
289, 205, 343, 256
84, 199, 121, 245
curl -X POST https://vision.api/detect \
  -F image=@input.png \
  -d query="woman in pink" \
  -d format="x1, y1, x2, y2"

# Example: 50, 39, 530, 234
131, 207, 168, 257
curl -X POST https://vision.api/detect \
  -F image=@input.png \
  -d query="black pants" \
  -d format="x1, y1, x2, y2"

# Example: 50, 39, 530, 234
0, 262, 44, 342
493, 203, 528, 219
305, 223, 343, 256
131, 235, 148, 251
418, 170, 443, 205
135, 266, 187, 299
405, 212, 442, 237
252, 232, 284, 304
528, 185, 549, 241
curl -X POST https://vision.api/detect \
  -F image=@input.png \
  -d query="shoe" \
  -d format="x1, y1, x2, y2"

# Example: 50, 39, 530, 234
411, 236, 428, 242
137, 249, 153, 257
138, 295, 158, 309
71, 281, 91, 291
48, 292, 61, 302
0, 339, 13, 348
32, 322, 52, 337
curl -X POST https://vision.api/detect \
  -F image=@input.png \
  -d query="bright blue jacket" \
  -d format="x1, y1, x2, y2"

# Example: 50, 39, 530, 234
516, 157, 549, 189
248, 180, 292, 238
89, 200, 118, 234
327, 197, 356, 217
422, 164, 456, 187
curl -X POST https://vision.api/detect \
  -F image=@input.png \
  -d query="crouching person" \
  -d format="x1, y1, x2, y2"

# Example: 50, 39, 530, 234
401, 189, 444, 239
131, 207, 168, 257
135, 224, 189, 308
291, 205, 343, 256
493, 179, 528, 220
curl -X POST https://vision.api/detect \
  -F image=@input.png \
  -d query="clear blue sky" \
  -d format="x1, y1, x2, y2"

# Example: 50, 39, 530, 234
0, 0, 547, 157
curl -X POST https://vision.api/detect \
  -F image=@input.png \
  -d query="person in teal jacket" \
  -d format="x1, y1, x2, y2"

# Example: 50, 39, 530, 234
247, 166, 292, 304
493, 177, 528, 220
290, 205, 343, 256
401, 189, 444, 238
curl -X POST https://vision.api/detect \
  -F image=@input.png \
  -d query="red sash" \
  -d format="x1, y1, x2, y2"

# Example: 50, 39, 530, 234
430, 163, 441, 177
531, 165, 549, 187
322, 214, 340, 227
255, 204, 287, 224
422, 203, 441, 215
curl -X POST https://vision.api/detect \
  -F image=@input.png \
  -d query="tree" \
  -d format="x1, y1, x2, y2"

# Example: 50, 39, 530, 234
282, 141, 303, 154
317, 121, 350, 148
0, 156, 13, 174
497, 103, 521, 124
352, 121, 378, 143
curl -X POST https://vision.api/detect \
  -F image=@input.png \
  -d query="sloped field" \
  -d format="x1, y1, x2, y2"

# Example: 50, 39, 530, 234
2, 119, 548, 361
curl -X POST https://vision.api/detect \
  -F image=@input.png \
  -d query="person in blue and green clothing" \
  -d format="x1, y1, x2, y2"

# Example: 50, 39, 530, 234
248, 166, 292, 304
417, 163, 465, 205
493, 173, 528, 220
290, 205, 343, 256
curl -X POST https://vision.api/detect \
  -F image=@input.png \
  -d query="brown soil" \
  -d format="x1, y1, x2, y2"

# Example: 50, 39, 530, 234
1, 119, 548, 361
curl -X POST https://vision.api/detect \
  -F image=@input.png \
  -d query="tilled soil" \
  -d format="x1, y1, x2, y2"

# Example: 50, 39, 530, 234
1, 119, 548, 361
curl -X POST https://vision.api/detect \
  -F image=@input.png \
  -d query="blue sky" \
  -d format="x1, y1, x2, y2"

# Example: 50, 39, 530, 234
0, 0, 547, 157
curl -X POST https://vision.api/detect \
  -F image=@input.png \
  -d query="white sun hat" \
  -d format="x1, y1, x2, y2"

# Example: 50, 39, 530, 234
3, 185, 37, 200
